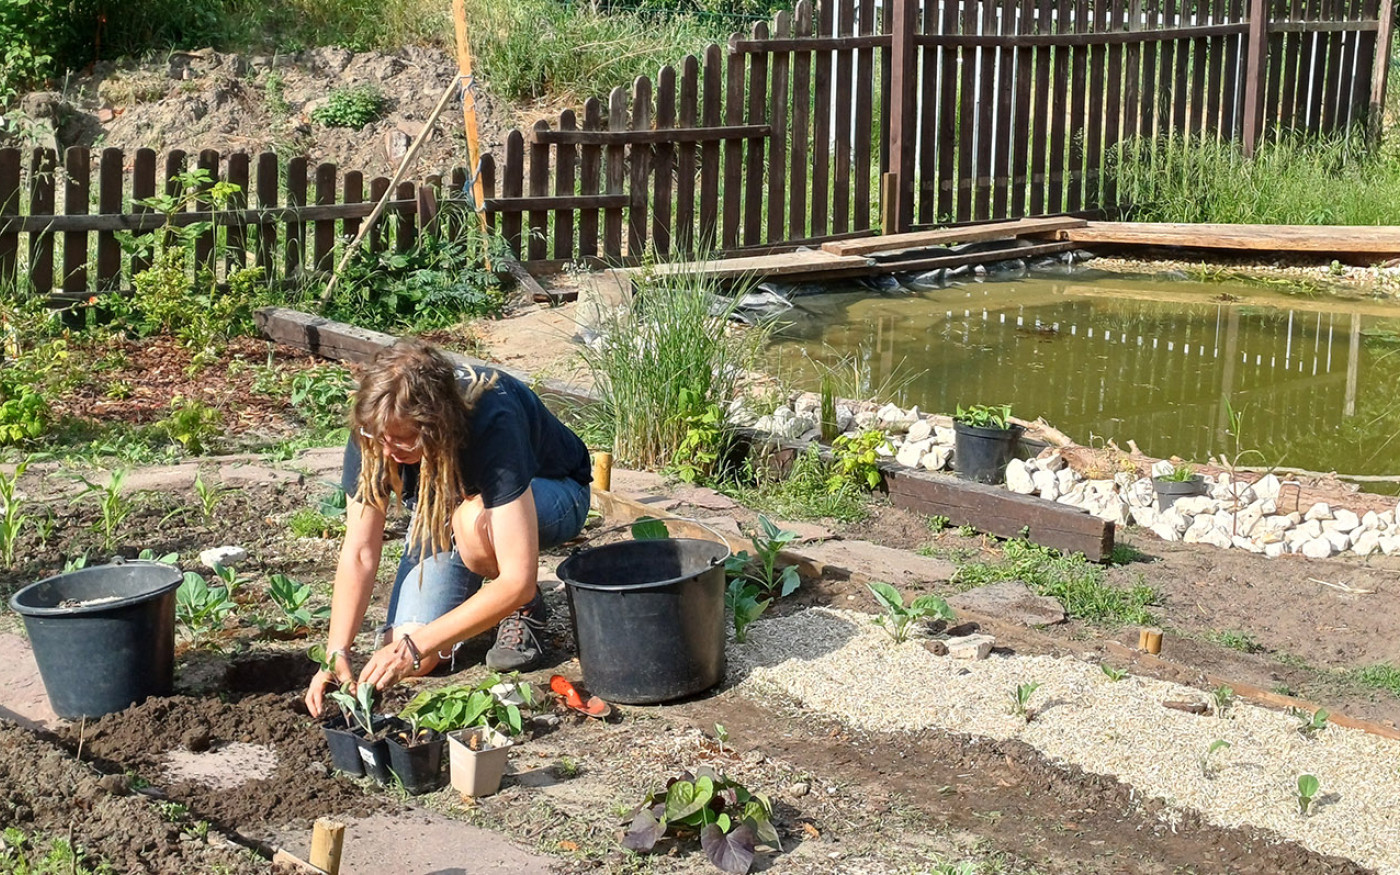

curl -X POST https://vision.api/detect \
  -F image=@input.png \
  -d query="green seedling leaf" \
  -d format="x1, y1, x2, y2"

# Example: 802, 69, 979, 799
909, 594, 954, 622
622, 808, 666, 852
700, 822, 757, 874
866, 581, 904, 613
665, 776, 714, 822
631, 517, 670, 540
1101, 664, 1129, 682
1297, 774, 1320, 815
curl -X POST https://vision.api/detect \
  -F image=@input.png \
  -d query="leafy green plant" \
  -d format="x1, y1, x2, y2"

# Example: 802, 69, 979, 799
329, 682, 377, 735
1155, 463, 1198, 483
267, 573, 330, 632
953, 404, 1012, 430
1297, 707, 1329, 738
175, 571, 235, 642
192, 470, 227, 522
399, 674, 537, 737
927, 514, 950, 532
311, 85, 385, 128
72, 469, 137, 551
1100, 664, 1128, 682
1200, 739, 1231, 777
288, 507, 345, 539
621, 766, 779, 873
725, 579, 771, 643
670, 387, 729, 485
1212, 685, 1234, 718
1210, 629, 1262, 654
724, 514, 800, 598
866, 581, 953, 644
0, 383, 49, 444
1296, 774, 1320, 816
1010, 681, 1041, 721
289, 365, 353, 432
828, 429, 889, 492
161, 396, 223, 455
0, 455, 31, 566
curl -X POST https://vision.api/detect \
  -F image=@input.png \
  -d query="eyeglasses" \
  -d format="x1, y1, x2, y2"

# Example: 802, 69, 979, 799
359, 427, 422, 452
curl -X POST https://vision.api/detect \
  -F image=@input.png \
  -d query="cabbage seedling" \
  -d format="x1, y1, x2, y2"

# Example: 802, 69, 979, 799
1010, 681, 1041, 721
1296, 774, 1320, 816
1100, 664, 1128, 682
866, 581, 953, 644
725, 579, 770, 643
1200, 739, 1230, 777
328, 681, 376, 735
1211, 685, 1234, 718
1297, 707, 1329, 738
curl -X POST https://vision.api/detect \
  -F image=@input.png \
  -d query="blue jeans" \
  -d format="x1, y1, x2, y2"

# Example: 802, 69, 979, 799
382, 476, 590, 635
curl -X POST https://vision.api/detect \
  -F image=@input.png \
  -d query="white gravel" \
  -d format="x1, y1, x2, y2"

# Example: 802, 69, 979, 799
729, 608, 1400, 874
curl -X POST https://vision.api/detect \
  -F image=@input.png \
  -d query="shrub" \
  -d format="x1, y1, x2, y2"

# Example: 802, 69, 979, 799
311, 85, 385, 129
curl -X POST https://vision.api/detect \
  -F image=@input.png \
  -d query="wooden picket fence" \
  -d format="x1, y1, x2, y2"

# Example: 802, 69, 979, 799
0, 0, 1392, 295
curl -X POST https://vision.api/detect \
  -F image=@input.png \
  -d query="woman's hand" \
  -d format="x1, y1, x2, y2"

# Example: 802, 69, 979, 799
304, 653, 355, 718
358, 639, 418, 692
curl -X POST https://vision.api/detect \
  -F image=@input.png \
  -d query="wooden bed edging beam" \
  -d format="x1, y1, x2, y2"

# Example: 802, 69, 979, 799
1061, 222, 1400, 254
882, 465, 1115, 562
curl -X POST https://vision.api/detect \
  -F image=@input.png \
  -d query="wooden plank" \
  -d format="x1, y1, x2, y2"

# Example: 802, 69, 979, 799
481, 154, 497, 241
887, 0, 918, 231
96, 148, 123, 290
1085, 0, 1110, 210
254, 152, 277, 277
823, 216, 1087, 255
313, 162, 337, 273
1011, 0, 1036, 217
62, 147, 89, 294
0, 149, 18, 286
730, 33, 890, 51
653, 71, 675, 257
1066, 0, 1089, 213
1102, 0, 1126, 209
852, 0, 875, 231
394, 180, 416, 254
1047, 0, 1071, 213
0, 199, 440, 236
285, 156, 307, 277
1241, 0, 1270, 154
974, 0, 998, 219
340, 171, 363, 250
916, 0, 938, 225
555, 109, 578, 261
789, 3, 812, 240
955, 0, 977, 221
1320, 0, 1348, 131
194, 149, 219, 273
1275, 0, 1300, 131
916, 19, 1252, 44
224, 151, 249, 278
869, 240, 1076, 271
936, 0, 961, 221
1302, 0, 1325, 135
628, 77, 653, 258
1366, 0, 1392, 142
1029, 0, 1054, 215
28, 149, 56, 294
885, 466, 1115, 561
744, 23, 767, 246
676, 59, 699, 256
527, 123, 769, 145
1062, 221, 1400, 252
503, 129, 525, 258
625, 248, 872, 280
700, 45, 723, 250
1204, 0, 1228, 136
768, 12, 791, 243
1172, 0, 1192, 133
1263, 0, 1287, 136
367, 177, 390, 255
161, 150, 185, 259
832, 0, 855, 233
1354, 0, 1380, 129
723, 40, 745, 250
1269, 15, 1380, 28
579, 98, 603, 258
1221, 0, 1245, 136
991, 0, 1016, 218
1137, 0, 1161, 143
528, 120, 550, 262
812, 0, 835, 238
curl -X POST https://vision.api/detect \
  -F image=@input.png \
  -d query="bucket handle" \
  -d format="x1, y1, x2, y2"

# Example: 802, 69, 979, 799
572, 516, 733, 566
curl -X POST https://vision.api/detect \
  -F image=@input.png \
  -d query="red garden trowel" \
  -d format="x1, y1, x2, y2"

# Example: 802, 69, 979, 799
550, 674, 612, 719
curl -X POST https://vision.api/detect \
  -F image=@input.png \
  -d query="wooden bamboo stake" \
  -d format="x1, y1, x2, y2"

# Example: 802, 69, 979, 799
1139, 627, 1163, 654
453, 0, 488, 231
318, 76, 459, 304
591, 451, 613, 492
309, 818, 345, 875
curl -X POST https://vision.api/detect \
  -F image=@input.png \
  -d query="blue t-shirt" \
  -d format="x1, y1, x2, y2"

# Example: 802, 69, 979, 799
342, 365, 591, 509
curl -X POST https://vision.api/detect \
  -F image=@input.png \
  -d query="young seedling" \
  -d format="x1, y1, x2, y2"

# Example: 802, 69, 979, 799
1296, 774, 1320, 816
328, 681, 377, 735
1297, 707, 1329, 739
1200, 739, 1231, 778
175, 571, 236, 643
724, 579, 771, 643
725, 515, 802, 598
267, 573, 330, 632
866, 581, 954, 644
192, 471, 228, 522
714, 723, 729, 755
72, 469, 138, 552
1010, 681, 1042, 721
1100, 664, 1129, 682
1212, 685, 1234, 718
0, 456, 32, 566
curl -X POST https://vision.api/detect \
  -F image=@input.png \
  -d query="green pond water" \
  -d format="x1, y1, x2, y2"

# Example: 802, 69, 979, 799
768, 273, 1400, 481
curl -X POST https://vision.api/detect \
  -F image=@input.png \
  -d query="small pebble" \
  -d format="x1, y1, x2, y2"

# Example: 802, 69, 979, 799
789, 781, 810, 797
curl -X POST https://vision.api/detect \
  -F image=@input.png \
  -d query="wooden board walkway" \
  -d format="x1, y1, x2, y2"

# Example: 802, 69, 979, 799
821, 216, 1088, 257
1061, 222, 1400, 254
623, 249, 874, 282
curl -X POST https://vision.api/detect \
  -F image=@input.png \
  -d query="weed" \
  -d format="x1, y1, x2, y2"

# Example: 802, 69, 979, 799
927, 514, 950, 532
1212, 685, 1234, 718
1200, 739, 1231, 778
157, 800, 189, 821
161, 396, 223, 455
668, 387, 728, 485
1210, 629, 1262, 654
289, 365, 353, 432
554, 756, 582, 779
1296, 774, 1320, 816
72, 469, 137, 551
193, 470, 228, 522
0, 455, 31, 565
828, 429, 889, 492
1009, 681, 1041, 721
1100, 664, 1128, 682
726, 444, 867, 523
866, 581, 953, 644
1350, 663, 1400, 697
956, 524, 977, 537
289, 506, 344, 539
311, 85, 384, 128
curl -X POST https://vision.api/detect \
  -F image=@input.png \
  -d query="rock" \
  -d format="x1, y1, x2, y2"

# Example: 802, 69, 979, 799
1150, 460, 1175, 478
922, 639, 949, 656
789, 781, 810, 797
1159, 508, 1188, 534
782, 415, 815, 440
1057, 482, 1087, 508
97, 774, 132, 796
1261, 514, 1295, 533
1031, 469, 1059, 499
1150, 522, 1181, 541
183, 725, 212, 753
1362, 510, 1381, 531
1382, 535, 1400, 556
1352, 530, 1382, 556
1301, 538, 1335, 559
1251, 473, 1281, 501
1201, 527, 1233, 549
793, 393, 820, 416
1264, 541, 1286, 559
1331, 509, 1360, 532
1323, 530, 1352, 552
1126, 478, 1155, 508
934, 426, 956, 445
1232, 535, 1265, 553
946, 581, 1066, 626
1304, 502, 1333, 522
896, 438, 933, 468
854, 411, 878, 429
200, 546, 247, 568
1056, 467, 1078, 491
1006, 460, 1036, 494
876, 403, 905, 426
1130, 505, 1158, 528
1296, 518, 1324, 539
1174, 495, 1216, 516
906, 419, 933, 443
1254, 498, 1277, 516
753, 415, 774, 434
874, 441, 895, 458
383, 128, 410, 162
772, 406, 795, 425
1093, 499, 1130, 526
1035, 450, 1066, 472
946, 634, 996, 660
920, 446, 952, 471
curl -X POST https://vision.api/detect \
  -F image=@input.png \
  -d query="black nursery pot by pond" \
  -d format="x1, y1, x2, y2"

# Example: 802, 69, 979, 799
1153, 475, 1209, 512
558, 536, 729, 705
9, 559, 182, 719
953, 421, 1025, 484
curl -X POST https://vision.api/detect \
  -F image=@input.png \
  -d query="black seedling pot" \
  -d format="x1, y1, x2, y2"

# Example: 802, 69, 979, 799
386, 728, 446, 794
321, 720, 365, 777
1152, 475, 1208, 512
352, 716, 400, 784
953, 421, 1025, 485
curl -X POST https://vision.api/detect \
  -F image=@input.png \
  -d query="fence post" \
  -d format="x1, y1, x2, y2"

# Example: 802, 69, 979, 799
1369, 0, 1395, 144
885, 0, 917, 233
1240, 0, 1270, 157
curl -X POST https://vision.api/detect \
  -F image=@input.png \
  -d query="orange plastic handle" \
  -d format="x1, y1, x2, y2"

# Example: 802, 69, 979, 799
550, 674, 584, 709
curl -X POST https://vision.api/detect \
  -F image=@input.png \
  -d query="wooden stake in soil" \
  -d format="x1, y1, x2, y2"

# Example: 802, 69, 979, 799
1139, 627, 1163, 655
309, 818, 345, 875
592, 451, 613, 492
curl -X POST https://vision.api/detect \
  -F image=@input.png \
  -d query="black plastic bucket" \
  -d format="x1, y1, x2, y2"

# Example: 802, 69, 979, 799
557, 537, 729, 705
953, 421, 1025, 484
9, 560, 182, 719
1153, 475, 1208, 512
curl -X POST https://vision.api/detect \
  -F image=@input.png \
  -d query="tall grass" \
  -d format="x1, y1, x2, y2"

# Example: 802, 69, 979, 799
578, 263, 770, 470
1110, 132, 1400, 226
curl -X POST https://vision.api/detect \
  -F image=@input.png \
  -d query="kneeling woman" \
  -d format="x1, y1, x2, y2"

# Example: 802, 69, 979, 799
305, 340, 592, 717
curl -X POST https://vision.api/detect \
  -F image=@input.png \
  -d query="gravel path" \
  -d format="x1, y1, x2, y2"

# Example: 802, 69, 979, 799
730, 608, 1400, 874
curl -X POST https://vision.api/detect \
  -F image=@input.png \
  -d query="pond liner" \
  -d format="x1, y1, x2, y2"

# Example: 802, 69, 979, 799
9, 559, 182, 719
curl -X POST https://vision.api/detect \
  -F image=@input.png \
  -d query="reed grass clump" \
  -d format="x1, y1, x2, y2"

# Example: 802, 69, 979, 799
578, 262, 769, 472
1110, 132, 1400, 226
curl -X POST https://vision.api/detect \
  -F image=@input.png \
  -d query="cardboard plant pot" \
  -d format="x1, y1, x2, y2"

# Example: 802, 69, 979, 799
448, 727, 513, 797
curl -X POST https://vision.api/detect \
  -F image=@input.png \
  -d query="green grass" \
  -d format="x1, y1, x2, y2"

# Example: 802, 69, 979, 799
951, 539, 1158, 627
0, 826, 112, 875
1111, 131, 1400, 226
1350, 663, 1400, 698
287, 507, 345, 539
722, 445, 868, 524
1209, 629, 1263, 654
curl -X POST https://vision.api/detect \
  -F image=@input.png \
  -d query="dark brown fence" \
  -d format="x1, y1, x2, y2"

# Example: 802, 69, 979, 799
0, 0, 1393, 292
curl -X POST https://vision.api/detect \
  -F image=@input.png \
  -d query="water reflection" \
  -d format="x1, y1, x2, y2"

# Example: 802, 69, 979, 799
768, 276, 1400, 478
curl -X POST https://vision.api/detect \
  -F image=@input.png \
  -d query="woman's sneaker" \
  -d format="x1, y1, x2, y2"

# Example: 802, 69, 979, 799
485, 591, 549, 671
